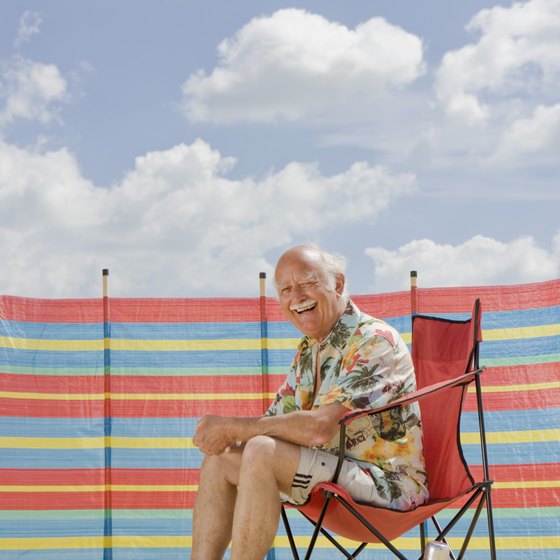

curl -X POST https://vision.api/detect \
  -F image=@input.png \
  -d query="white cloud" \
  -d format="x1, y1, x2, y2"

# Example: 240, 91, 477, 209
365, 235, 560, 293
491, 102, 560, 162
0, 138, 415, 297
0, 56, 67, 126
14, 11, 42, 48
435, 0, 560, 123
181, 8, 425, 124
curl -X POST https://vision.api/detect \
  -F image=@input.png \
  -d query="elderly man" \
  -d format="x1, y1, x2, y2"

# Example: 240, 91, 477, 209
192, 244, 428, 560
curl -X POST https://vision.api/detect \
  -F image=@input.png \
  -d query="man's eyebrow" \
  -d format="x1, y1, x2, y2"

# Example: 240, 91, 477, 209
277, 274, 318, 289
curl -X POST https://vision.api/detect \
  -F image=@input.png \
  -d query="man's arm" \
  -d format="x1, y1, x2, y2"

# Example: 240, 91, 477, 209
193, 403, 347, 456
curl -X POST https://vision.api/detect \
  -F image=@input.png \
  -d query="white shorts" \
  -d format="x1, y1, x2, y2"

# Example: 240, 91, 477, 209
282, 446, 394, 507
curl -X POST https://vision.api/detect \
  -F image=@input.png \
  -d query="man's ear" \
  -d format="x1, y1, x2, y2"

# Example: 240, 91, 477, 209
335, 273, 345, 296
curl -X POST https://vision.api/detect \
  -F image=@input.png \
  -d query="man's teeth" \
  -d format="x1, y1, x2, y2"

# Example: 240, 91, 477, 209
291, 301, 317, 314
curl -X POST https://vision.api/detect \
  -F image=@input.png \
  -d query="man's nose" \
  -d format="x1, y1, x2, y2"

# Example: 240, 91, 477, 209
292, 284, 306, 300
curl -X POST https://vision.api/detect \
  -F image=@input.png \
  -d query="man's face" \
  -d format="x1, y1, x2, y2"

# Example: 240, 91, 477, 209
275, 250, 345, 341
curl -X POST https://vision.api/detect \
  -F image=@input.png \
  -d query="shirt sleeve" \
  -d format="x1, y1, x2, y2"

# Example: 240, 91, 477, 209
264, 368, 298, 416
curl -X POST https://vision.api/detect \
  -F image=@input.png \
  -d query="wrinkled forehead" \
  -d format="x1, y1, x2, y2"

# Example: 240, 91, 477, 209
274, 255, 326, 290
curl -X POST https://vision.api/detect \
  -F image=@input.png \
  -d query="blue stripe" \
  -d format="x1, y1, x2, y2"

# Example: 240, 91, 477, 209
463, 440, 560, 465
0, 449, 105, 468
480, 335, 560, 359
267, 316, 413, 338
0, 521, 105, 538
462, 408, 560, 433
111, 449, 203, 469
109, 349, 264, 368
0, 552, 103, 560
2, 439, 551, 469
0, 320, 263, 340
2, 514, 555, 539
112, 322, 262, 340
1, 305, 558, 341
1, 410, 557, 443
0, 348, 263, 368
0, 320, 102, 339
0, 348, 103, 368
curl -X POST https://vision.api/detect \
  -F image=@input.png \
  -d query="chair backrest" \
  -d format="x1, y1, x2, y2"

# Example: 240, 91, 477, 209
411, 301, 481, 500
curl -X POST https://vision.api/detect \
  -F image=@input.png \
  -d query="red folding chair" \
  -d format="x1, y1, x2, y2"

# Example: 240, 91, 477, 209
280, 299, 497, 560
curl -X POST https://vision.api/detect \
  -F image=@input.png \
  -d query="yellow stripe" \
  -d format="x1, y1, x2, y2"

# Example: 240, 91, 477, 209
0, 484, 198, 492
0, 336, 286, 352
1, 535, 558, 551
0, 391, 275, 401
461, 428, 560, 445
471, 381, 560, 393
3, 427, 557, 450
3, 480, 556, 492
494, 480, 560, 489
272, 535, 560, 550
483, 324, 560, 341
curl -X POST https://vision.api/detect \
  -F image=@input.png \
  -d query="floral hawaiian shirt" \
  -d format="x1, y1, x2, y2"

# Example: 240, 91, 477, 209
266, 300, 428, 509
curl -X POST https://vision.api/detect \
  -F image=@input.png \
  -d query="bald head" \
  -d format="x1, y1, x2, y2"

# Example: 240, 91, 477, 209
274, 244, 347, 293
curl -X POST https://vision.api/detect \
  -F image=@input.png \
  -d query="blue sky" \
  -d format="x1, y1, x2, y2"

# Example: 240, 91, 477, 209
1, 0, 559, 298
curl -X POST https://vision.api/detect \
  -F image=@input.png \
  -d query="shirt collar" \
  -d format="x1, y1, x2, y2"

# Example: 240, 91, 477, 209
300, 299, 359, 352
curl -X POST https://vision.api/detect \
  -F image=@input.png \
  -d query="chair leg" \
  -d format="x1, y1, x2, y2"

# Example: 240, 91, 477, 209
281, 507, 300, 560
485, 486, 498, 560
420, 521, 427, 553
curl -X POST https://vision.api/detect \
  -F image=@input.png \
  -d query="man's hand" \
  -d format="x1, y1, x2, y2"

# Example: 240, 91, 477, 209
193, 415, 236, 455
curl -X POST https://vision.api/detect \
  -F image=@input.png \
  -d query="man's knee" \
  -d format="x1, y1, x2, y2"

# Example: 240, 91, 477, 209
241, 435, 277, 464
200, 449, 242, 486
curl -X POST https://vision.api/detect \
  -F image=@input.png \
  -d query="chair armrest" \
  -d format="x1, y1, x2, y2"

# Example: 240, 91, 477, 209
339, 367, 486, 427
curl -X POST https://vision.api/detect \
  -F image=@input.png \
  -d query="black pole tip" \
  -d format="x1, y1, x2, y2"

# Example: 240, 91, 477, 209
410, 270, 417, 277
259, 272, 266, 279
102, 269, 109, 276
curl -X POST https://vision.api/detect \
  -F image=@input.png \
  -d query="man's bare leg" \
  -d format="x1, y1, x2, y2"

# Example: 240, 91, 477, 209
230, 436, 300, 560
191, 449, 242, 560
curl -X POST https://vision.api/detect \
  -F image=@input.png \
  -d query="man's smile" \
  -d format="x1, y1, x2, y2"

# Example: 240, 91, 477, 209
290, 299, 317, 314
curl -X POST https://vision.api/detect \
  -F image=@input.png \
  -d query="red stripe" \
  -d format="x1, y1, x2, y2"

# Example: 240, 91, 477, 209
464, 387, 560, 411
3, 465, 553, 487
0, 373, 104, 393
0, 491, 196, 510
109, 375, 281, 394
2, 279, 559, 324
404, 279, 560, 314
0, 296, 102, 323
0, 373, 284, 394
0, 486, 556, 510
0, 365, 555, 395
1, 391, 556, 418
0, 397, 268, 418
470, 463, 560, 481
0, 492, 105, 509
0, 468, 200, 485
454, 486, 560, 509
0, 295, 263, 323
481, 363, 560, 386
109, 298, 262, 322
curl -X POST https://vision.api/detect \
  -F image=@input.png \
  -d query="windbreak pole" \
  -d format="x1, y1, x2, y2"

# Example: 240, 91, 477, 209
259, 272, 270, 415
102, 269, 113, 559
